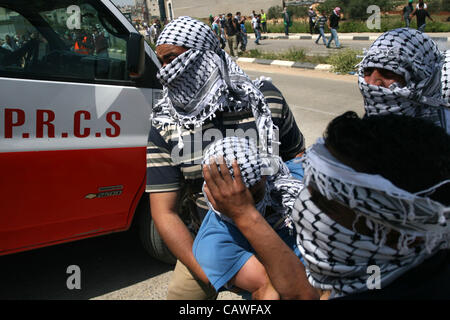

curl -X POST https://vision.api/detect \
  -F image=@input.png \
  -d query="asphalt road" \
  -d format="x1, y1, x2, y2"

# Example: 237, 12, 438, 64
0, 65, 363, 300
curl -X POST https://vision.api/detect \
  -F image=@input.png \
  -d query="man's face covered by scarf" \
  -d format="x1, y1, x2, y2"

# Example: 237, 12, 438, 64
358, 28, 449, 130
289, 125, 450, 298
202, 137, 302, 225
153, 16, 275, 154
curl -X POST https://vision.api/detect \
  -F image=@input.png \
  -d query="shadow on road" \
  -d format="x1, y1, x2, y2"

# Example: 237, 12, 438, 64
0, 227, 173, 300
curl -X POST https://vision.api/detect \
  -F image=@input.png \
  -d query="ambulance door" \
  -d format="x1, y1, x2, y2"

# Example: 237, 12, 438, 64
0, 0, 161, 255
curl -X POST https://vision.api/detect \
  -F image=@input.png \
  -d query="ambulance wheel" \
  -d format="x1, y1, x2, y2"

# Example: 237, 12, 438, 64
138, 196, 177, 265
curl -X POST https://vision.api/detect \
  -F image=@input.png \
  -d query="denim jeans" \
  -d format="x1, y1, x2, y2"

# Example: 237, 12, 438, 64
405, 17, 411, 28
240, 33, 247, 51
284, 24, 289, 36
418, 23, 426, 32
254, 29, 261, 44
327, 28, 340, 48
315, 27, 327, 45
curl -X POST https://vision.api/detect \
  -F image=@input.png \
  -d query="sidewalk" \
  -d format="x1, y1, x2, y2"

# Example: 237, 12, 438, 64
247, 32, 450, 42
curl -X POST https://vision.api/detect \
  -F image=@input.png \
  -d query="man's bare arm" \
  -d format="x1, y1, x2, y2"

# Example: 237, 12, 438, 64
149, 191, 209, 284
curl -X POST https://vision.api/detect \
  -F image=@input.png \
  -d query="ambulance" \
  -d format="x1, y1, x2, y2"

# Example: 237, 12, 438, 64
0, 0, 176, 263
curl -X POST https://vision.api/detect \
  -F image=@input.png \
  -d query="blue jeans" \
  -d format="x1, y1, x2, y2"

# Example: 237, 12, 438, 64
240, 33, 247, 51
315, 27, 327, 45
327, 28, 340, 48
418, 24, 426, 32
254, 29, 261, 44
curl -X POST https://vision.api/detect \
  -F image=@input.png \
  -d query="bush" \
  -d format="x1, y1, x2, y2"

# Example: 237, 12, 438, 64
267, 5, 283, 20
327, 48, 363, 73
318, 0, 394, 20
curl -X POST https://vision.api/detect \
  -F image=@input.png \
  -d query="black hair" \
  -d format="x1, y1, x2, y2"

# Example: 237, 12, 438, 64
324, 111, 450, 205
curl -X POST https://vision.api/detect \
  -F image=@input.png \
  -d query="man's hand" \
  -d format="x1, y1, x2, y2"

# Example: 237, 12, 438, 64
202, 157, 254, 222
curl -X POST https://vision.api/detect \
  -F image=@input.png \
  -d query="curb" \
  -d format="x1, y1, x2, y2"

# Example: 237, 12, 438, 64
247, 34, 450, 42
236, 57, 333, 71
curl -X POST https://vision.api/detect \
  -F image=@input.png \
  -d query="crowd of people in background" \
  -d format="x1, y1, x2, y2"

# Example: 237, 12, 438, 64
142, 1, 437, 56
207, 10, 269, 57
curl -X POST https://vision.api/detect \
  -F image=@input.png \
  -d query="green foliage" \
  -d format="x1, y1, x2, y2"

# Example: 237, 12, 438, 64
317, 0, 394, 20
286, 5, 308, 18
238, 48, 328, 64
267, 5, 283, 20
326, 48, 363, 73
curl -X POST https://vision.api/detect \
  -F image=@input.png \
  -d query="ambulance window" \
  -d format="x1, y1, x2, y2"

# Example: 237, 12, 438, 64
0, 1, 135, 84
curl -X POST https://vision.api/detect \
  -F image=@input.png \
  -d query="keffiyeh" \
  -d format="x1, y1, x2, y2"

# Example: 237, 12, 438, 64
442, 50, 450, 103
202, 137, 303, 225
290, 138, 450, 298
358, 28, 450, 132
152, 16, 276, 154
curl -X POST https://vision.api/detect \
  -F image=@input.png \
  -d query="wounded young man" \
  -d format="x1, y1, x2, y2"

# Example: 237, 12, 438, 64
193, 136, 318, 300
203, 112, 450, 299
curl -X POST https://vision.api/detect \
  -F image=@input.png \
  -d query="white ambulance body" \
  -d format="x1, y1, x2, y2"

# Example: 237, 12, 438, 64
0, 0, 170, 262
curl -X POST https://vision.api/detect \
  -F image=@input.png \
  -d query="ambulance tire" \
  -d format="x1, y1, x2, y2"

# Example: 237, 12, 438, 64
138, 197, 177, 265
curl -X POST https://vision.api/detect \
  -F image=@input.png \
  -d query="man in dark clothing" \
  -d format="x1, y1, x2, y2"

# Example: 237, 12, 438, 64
402, 0, 414, 28
282, 7, 291, 36
326, 7, 340, 48
308, 6, 317, 35
411, 2, 433, 32
224, 13, 239, 56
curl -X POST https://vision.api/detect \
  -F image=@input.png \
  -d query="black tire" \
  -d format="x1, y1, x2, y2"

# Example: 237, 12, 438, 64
137, 196, 177, 265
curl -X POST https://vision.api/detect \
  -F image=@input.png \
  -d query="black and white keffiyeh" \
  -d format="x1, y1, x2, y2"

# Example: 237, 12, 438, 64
152, 16, 276, 154
290, 138, 450, 298
358, 28, 450, 133
202, 137, 303, 225
442, 50, 450, 103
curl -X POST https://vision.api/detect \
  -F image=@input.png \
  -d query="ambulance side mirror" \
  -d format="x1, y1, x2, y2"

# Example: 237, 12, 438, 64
127, 32, 145, 79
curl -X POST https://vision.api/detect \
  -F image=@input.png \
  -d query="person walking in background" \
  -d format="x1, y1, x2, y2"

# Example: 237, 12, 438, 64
260, 9, 267, 33
315, 11, 328, 46
211, 16, 226, 49
402, 0, 414, 28
308, 6, 317, 35
326, 7, 341, 49
235, 12, 242, 51
411, 2, 433, 32
252, 14, 262, 45
282, 7, 291, 36
224, 13, 239, 56
240, 16, 248, 51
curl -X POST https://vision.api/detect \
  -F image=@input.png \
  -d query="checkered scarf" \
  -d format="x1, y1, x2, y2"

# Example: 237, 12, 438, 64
290, 138, 450, 298
442, 50, 450, 102
202, 137, 303, 225
152, 16, 276, 154
358, 28, 450, 132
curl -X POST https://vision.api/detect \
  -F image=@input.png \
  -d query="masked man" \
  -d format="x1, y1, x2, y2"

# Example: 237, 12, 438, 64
358, 28, 450, 133
193, 137, 316, 299
146, 16, 305, 300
